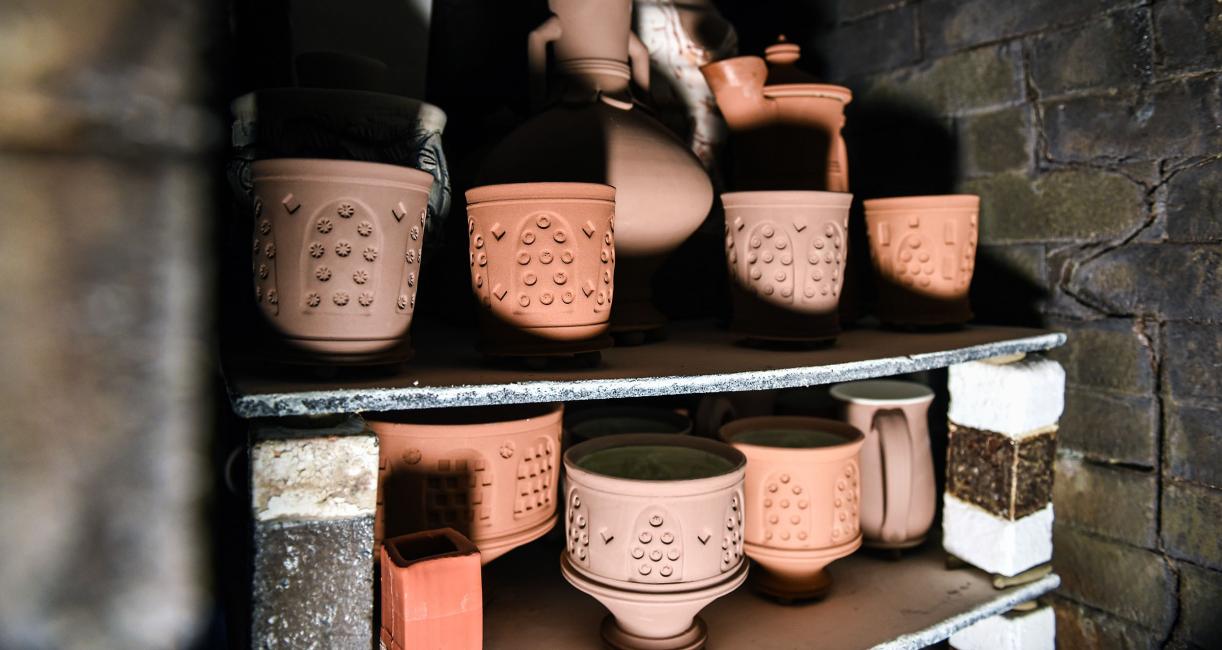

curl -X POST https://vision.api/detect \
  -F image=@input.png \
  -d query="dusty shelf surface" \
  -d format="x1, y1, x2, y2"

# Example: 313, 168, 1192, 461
225, 321, 1064, 418
484, 535, 1059, 650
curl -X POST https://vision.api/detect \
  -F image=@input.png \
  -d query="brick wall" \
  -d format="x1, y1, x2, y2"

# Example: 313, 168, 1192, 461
805, 1, 1221, 646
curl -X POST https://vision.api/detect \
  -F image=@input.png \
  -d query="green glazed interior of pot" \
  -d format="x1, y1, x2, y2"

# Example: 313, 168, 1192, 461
576, 445, 736, 480
733, 428, 849, 448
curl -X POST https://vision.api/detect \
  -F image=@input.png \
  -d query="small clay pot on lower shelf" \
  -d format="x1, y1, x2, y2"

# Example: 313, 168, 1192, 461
561, 434, 748, 650
465, 183, 616, 358
863, 194, 979, 327
380, 528, 482, 650
722, 191, 853, 343
249, 158, 433, 364
720, 416, 865, 601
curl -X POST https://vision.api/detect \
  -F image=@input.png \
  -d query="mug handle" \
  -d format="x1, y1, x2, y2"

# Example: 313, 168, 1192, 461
873, 409, 913, 545
527, 15, 564, 110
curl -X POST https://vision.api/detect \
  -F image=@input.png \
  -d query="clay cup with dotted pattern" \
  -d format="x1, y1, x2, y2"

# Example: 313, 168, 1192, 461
249, 159, 432, 363
720, 416, 865, 601
863, 194, 979, 326
722, 191, 853, 342
465, 183, 616, 356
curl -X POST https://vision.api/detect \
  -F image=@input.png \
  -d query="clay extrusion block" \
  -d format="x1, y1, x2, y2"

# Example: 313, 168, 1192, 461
943, 494, 1052, 577
947, 424, 1056, 520
948, 357, 1065, 436
949, 604, 1055, 650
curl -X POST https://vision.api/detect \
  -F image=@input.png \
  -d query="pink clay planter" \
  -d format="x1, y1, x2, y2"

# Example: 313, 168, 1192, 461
380, 528, 482, 650
369, 404, 563, 564
561, 434, 748, 650
831, 380, 937, 549
720, 416, 865, 600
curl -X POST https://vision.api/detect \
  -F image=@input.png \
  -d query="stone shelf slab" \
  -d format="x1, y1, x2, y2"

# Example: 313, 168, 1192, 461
484, 536, 1060, 649
225, 321, 1064, 418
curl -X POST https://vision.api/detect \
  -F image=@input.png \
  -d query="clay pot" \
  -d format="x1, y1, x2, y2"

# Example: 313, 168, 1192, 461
722, 191, 853, 342
479, 0, 713, 336
720, 416, 865, 600
830, 380, 937, 549
249, 159, 432, 363
465, 183, 616, 356
564, 406, 693, 448
368, 403, 563, 564
702, 37, 851, 192
380, 528, 482, 650
862, 195, 979, 326
561, 434, 748, 649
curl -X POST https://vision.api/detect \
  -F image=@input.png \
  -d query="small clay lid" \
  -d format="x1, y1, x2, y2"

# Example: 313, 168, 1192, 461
762, 36, 851, 103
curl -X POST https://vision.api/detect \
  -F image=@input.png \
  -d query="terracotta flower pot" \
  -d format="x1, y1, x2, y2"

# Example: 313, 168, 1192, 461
561, 434, 748, 649
720, 416, 865, 600
722, 191, 853, 342
368, 403, 563, 564
564, 406, 693, 448
465, 183, 616, 357
862, 194, 979, 326
249, 158, 432, 363
380, 528, 482, 650
830, 380, 937, 549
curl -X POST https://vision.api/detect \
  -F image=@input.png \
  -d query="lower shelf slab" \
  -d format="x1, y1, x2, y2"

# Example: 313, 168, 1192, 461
483, 536, 1059, 649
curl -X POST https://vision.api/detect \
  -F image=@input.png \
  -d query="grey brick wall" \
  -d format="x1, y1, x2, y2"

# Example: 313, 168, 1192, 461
811, 1, 1221, 646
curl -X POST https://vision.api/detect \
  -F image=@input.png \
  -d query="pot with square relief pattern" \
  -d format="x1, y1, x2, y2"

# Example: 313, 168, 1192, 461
561, 434, 748, 650
249, 158, 431, 363
720, 416, 865, 601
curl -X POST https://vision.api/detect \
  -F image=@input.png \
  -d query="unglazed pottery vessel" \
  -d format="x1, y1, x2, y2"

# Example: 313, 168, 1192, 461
565, 406, 693, 448
720, 417, 865, 600
249, 159, 431, 363
369, 404, 563, 564
863, 195, 979, 326
830, 380, 937, 549
465, 183, 616, 356
380, 528, 482, 650
702, 37, 851, 192
722, 191, 853, 342
561, 434, 748, 649
480, 0, 713, 336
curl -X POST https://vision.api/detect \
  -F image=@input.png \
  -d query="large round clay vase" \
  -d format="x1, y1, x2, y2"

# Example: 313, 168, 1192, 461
862, 195, 979, 326
368, 404, 563, 564
249, 159, 432, 363
722, 191, 853, 342
720, 416, 865, 601
465, 182, 616, 357
561, 434, 748, 650
830, 380, 937, 549
479, 0, 713, 339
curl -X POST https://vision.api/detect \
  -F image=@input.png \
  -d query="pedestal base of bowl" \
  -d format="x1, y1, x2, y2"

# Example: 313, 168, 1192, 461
744, 534, 861, 601
864, 534, 926, 551
601, 614, 707, 650
750, 566, 831, 602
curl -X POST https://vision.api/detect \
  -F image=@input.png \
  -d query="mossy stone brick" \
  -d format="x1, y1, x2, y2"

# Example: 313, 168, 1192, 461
1153, 0, 1222, 75
1166, 158, 1222, 243
962, 169, 1146, 243
1059, 387, 1157, 467
862, 43, 1023, 114
1165, 397, 1222, 487
1054, 455, 1158, 549
1161, 478, 1222, 571
1162, 321, 1222, 402
1053, 525, 1177, 633
1046, 318, 1156, 395
1029, 8, 1152, 96
1067, 244, 1222, 321
958, 106, 1031, 176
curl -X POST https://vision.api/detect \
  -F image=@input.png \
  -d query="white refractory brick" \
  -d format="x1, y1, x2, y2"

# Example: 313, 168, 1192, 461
950, 605, 1055, 650
948, 357, 1065, 437
943, 494, 1052, 577
251, 416, 378, 522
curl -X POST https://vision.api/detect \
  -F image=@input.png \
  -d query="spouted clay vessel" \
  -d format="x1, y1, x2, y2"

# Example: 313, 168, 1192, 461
722, 191, 853, 342
702, 37, 851, 192
562, 434, 748, 649
381, 528, 482, 650
720, 417, 864, 600
249, 158, 432, 363
564, 405, 692, 448
863, 195, 979, 326
830, 380, 936, 549
369, 404, 563, 564
479, 0, 713, 337
465, 183, 615, 357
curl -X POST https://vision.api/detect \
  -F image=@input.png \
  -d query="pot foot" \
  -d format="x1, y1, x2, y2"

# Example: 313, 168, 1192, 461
601, 614, 707, 650
750, 567, 831, 603
864, 535, 926, 552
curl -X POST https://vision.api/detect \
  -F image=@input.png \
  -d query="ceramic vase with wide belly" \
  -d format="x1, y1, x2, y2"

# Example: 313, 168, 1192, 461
249, 158, 432, 363
561, 434, 747, 650
720, 416, 865, 600
368, 404, 563, 564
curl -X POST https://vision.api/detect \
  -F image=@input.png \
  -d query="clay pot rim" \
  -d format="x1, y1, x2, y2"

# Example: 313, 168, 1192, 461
231, 88, 448, 130
762, 84, 852, 103
561, 551, 750, 598
829, 379, 935, 406
564, 433, 746, 494
718, 416, 865, 460
862, 194, 980, 212
251, 158, 434, 191
366, 402, 563, 437
383, 527, 479, 568
466, 182, 616, 205
565, 406, 693, 437
721, 190, 853, 208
